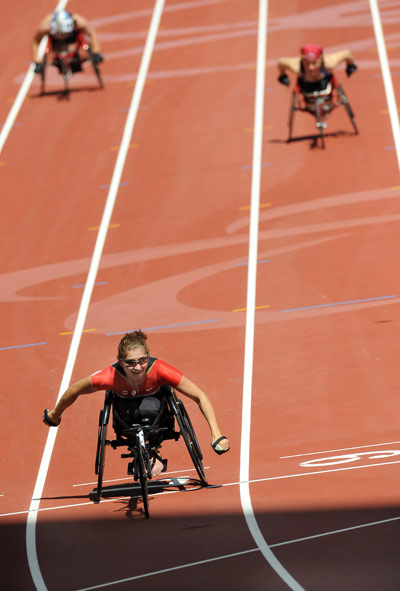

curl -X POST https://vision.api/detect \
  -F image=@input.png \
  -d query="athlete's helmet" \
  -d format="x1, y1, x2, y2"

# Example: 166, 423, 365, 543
49, 10, 75, 37
300, 43, 323, 61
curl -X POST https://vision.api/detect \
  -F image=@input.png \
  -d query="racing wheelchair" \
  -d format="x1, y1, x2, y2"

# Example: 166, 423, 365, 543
94, 387, 208, 518
38, 31, 103, 96
287, 74, 358, 148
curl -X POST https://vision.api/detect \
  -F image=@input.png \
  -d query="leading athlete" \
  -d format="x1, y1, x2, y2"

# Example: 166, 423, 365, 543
43, 330, 230, 474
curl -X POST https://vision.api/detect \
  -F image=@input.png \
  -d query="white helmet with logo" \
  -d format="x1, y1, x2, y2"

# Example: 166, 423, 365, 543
49, 10, 75, 36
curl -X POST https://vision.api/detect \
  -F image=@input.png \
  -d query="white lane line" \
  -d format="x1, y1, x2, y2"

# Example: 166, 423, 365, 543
72, 466, 208, 487
3, 457, 400, 519
369, 0, 400, 170
239, 2, 304, 590
0, 0, 68, 155
25, 2, 166, 590
72, 514, 400, 591
280, 440, 400, 459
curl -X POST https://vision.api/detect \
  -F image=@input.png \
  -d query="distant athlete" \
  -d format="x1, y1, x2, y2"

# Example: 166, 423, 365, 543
277, 43, 357, 93
32, 10, 103, 74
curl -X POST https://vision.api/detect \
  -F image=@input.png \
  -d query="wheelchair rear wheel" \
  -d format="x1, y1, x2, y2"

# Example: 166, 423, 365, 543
287, 91, 297, 142
337, 85, 358, 134
39, 56, 47, 95
176, 400, 208, 486
88, 47, 104, 88
94, 410, 108, 503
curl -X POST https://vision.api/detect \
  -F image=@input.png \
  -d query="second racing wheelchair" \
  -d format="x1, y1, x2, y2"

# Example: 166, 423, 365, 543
287, 73, 358, 148
37, 31, 103, 96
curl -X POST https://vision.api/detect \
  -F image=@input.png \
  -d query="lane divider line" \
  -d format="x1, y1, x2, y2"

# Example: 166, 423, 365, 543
0, 342, 47, 351
239, 2, 304, 590
369, 0, 400, 171
280, 439, 400, 459
25, 2, 166, 590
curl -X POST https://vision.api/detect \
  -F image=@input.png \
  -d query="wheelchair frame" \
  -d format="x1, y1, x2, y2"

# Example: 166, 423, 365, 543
93, 387, 208, 517
287, 74, 358, 148
39, 31, 103, 96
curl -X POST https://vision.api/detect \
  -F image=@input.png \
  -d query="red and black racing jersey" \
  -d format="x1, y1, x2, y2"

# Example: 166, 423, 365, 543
91, 357, 183, 398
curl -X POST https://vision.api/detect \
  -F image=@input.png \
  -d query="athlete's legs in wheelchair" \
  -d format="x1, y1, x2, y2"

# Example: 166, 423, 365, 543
112, 390, 173, 475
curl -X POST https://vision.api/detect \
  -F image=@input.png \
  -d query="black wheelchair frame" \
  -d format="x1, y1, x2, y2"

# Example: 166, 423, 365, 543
287, 74, 358, 148
39, 32, 103, 96
94, 387, 208, 518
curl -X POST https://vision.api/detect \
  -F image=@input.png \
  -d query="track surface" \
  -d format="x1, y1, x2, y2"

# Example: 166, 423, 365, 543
1, 1, 400, 590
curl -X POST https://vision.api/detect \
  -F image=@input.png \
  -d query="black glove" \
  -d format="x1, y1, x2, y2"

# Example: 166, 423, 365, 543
346, 63, 357, 77
43, 409, 61, 427
278, 73, 290, 86
93, 53, 103, 64
34, 62, 44, 74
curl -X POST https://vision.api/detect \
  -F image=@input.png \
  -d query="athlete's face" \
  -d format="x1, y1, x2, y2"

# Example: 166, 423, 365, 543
302, 57, 322, 73
120, 346, 149, 376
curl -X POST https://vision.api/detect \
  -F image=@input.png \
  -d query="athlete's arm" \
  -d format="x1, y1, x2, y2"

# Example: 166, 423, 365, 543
44, 375, 97, 427
324, 49, 355, 70
175, 375, 230, 451
32, 15, 52, 62
278, 56, 301, 76
73, 13, 101, 53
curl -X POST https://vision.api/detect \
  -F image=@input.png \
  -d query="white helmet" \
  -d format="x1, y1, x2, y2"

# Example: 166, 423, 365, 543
49, 10, 75, 36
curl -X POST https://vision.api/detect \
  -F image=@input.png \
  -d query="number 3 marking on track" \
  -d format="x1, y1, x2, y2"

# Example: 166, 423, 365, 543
300, 450, 400, 467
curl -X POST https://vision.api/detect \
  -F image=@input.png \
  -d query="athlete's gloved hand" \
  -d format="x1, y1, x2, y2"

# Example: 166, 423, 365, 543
346, 63, 357, 77
278, 73, 290, 86
92, 53, 104, 64
34, 62, 44, 74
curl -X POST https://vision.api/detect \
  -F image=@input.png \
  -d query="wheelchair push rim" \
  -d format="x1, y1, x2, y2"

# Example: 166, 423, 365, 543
175, 400, 208, 486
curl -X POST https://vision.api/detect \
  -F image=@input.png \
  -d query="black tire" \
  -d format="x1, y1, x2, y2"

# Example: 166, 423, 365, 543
287, 91, 297, 142
88, 47, 104, 88
176, 400, 208, 486
94, 413, 107, 503
337, 85, 358, 135
40, 56, 47, 95
134, 439, 150, 519
315, 103, 326, 149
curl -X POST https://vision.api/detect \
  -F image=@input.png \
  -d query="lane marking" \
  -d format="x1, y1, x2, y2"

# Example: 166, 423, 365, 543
239, 2, 304, 590
280, 294, 397, 313
71, 515, 400, 590
25, 3, 166, 590
239, 203, 271, 210
105, 318, 222, 335
109, 144, 138, 151
236, 259, 270, 266
88, 223, 120, 231
73, 282, 107, 288
59, 329, 96, 336
99, 182, 129, 189
241, 162, 272, 170
233, 305, 269, 312
72, 466, 207, 487
299, 450, 400, 468
5, 458, 400, 520
280, 440, 400, 459
0, 342, 47, 351
369, 0, 400, 170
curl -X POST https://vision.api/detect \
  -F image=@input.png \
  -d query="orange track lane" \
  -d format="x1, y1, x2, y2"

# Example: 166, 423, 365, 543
1, 1, 400, 590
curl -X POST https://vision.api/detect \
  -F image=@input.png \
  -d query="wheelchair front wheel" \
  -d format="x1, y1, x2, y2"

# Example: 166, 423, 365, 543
176, 401, 208, 486
134, 440, 150, 519
337, 85, 358, 134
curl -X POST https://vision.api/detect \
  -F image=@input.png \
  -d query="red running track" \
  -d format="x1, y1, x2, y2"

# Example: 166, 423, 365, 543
1, 1, 400, 590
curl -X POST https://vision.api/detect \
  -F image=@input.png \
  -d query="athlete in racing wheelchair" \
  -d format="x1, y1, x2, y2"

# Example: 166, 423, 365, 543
278, 44, 358, 147
32, 10, 104, 94
43, 331, 230, 513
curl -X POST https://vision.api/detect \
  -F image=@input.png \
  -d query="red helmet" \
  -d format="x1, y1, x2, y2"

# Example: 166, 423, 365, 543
300, 43, 323, 61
